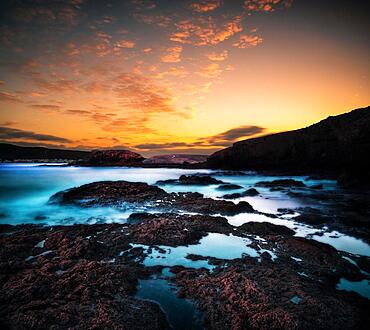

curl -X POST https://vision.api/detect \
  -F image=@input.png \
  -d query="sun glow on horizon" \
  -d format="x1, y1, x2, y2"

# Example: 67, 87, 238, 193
0, 0, 369, 156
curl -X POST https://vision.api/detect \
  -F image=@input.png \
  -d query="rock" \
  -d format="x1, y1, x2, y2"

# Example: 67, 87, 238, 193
243, 188, 260, 196
50, 181, 168, 206
0, 224, 170, 329
277, 208, 296, 215
0, 218, 369, 329
222, 192, 243, 199
51, 181, 255, 215
171, 236, 369, 330
130, 213, 233, 246
156, 175, 225, 186
222, 188, 260, 199
207, 106, 370, 189
80, 149, 145, 166
238, 222, 295, 236
255, 179, 306, 188
216, 184, 243, 191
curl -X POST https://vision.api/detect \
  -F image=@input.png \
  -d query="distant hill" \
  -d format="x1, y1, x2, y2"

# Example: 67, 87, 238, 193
0, 143, 90, 161
207, 106, 370, 188
143, 154, 208, 165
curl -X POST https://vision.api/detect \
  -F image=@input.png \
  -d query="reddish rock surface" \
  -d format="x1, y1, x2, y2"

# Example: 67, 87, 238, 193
172, 257, 369, 330
0, 224, 169, 329
0, 214, 369, 330
51, 180, 255, 215
129, 213, 231, 246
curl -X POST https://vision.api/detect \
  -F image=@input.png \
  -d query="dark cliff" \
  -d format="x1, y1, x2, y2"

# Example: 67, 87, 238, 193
207, 106, 370, 188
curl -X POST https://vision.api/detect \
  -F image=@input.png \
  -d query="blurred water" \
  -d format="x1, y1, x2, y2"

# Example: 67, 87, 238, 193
0, 163, 369, 258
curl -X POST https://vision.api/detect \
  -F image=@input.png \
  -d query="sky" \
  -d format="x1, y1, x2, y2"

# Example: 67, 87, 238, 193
0, 0, 369, 156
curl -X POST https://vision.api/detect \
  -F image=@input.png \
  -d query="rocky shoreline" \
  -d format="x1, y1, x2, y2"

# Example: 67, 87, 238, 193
1, 176, 370, 329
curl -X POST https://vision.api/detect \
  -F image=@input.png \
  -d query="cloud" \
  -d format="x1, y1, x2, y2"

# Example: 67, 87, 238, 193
206, 125, 265, 143
160, 46, 183, 63
206, 50, 228, 61
233, 34, 263, 48
243, 0, 293, 12
115, 39, 136, 49
134, 14, 172, 27
135, 125, 266, 151
190, 0, 222, 13
170, 16, 243, 46
30, 104, 62, 111
0, 127, 71, 143
114, 73, 177, 115
135, 142, 189, 150
12, 0, 86, 26
197, 63, 222, 78
0, 91, 23, 103
0, 121, 18, 126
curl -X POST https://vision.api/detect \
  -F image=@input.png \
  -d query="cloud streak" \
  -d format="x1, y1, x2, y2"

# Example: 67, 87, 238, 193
0, 127, 71, 143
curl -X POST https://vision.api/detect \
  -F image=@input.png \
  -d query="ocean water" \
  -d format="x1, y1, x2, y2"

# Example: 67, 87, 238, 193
0, 163, 368, 255
1, 163, 369, 303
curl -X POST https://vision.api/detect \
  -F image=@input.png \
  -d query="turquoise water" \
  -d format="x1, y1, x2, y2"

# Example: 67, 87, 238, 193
130, 233, 263, 269
0, 163, 369, 257
136, 270, 203, 330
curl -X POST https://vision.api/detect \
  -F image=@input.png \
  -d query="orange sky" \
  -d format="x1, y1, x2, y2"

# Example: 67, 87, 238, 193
0, 0, 369, 156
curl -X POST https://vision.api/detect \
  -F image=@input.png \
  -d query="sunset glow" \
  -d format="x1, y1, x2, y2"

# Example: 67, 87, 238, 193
0, 0, 369, 155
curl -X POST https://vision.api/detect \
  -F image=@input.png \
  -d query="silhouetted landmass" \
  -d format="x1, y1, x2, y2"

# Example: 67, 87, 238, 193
0, 143, 89, 161
208, 106, 370, 188
143, 154, 207, 165
75, 149, 145, 166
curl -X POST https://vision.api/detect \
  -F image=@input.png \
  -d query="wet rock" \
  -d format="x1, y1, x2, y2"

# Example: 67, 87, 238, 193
156, 174, 225, 186
243, 188, 260, 196
238, 222, 295, 236
357, 257, 370, 274
51, 181, 255, 215
277, 208, 296, 215
50, 180, 168, 206
222, 188, 259, 199
0, 224, 170, 330
256, 179, 306, 188
311, 184, 323, 190
294, 207, 331, 226
222, 192, 243, 199
130, 213, 232, 246
171, 193, 254, 215
216, 184, 243, 191
172, 251, 369, 330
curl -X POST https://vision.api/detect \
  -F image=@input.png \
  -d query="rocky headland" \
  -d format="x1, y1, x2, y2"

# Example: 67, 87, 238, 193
207, 106, 370, 189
